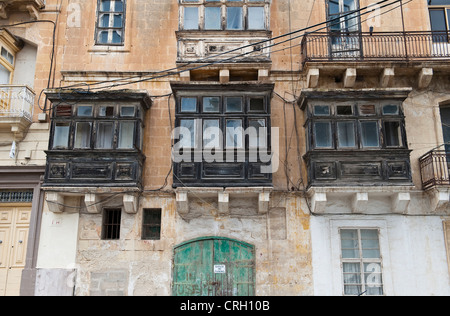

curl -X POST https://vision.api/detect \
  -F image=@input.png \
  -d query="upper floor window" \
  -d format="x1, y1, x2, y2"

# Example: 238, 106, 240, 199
306, 102, 406, 151
429, 0, 450, 42
180, 0, 269, 31
51, 103, 143, 151
95, 0, 126, 45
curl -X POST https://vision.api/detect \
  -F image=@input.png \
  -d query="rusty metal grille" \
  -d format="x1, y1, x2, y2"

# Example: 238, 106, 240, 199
0, 190, 33, 203
102, 209, 122, 240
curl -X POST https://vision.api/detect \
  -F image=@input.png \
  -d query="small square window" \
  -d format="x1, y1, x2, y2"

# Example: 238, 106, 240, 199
181, 97, 197, 112
142, 208, 162, 240
102, 209, 122, 240
249, 97, 265, 112
382, 105, 399, 115
226, 97, 243, 112
359, 104, 376, 116
203, 97, 220, 113
337, 105, 353, 116
55, 105, 73, 117
313, 105, 330, 116
77, 106, 93, 117
99, 106, 114, 117
121, 106, 135, 117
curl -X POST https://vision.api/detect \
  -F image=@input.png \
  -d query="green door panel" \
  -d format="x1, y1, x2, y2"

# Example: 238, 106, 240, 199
173, 237, 255, 296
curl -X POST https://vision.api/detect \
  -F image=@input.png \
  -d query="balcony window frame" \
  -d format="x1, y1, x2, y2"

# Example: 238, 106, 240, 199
179, 0, 270, 31
306, 101, 407, 151
172, 83, 274, 187
50, 103, 142, 151
175, 93, 271, 152
429, 0, 450, 42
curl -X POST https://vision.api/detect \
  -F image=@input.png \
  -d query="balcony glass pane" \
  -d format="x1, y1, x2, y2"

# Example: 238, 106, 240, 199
249, 119, 267, 148
0, 64, 11, 85
203, 97, 220, 113
203, 119, 220, 149
226, 97, 243, 112
181, 97, 197, 112
248, 7, 265, 30
314, 122, 332, 148
74, 122, 92, 148
384, 121, 402, 147
205, 7, 221, 30
96, 122, 114, 149
53, 123, 70, 149
227, 7, 243, 30
337, 121, 356, 148
118, 121, 135, 149
180, 119, 196, 148
361, 121, 379, 148
184, 7, 199, 30
226, 119, 243, 148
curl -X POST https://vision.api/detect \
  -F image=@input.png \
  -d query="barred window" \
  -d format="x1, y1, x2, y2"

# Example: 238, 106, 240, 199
142, 209, 162, 240
0, 190, 33, 203
102, 209, 122, 240
96, 0, 126, 45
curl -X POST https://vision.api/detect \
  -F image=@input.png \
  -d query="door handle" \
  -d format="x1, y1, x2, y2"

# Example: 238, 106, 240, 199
18, 240, 23, 244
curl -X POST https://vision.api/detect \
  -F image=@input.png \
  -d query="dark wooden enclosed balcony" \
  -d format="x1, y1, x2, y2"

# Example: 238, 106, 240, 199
419, 147, 450, 190
301, 31, 450, 64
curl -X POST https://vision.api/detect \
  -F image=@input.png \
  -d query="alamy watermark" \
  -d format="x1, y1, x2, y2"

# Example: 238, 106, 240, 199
172, 124, 280, 174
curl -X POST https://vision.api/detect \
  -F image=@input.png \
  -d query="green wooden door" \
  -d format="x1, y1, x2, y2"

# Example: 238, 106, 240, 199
173, 237, 255, 296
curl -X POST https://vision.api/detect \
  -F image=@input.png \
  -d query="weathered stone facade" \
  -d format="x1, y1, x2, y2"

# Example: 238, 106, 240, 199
0, 0, 448, 296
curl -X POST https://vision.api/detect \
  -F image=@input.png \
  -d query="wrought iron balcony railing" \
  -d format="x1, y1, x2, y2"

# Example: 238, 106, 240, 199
301, 31, 450, 64
419, 146, 450, 190
0, 85, 35, 122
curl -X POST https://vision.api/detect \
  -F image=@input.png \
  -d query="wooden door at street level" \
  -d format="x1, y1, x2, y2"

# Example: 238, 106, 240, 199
173, 237, 255, 296
0, 206, 31, 296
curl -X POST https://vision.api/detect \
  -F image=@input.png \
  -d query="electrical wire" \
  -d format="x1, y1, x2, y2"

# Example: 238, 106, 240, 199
49, 0, 403, 94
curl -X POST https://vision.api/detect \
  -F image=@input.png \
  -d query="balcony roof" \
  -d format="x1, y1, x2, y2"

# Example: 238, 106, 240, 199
0, 0, 45, 19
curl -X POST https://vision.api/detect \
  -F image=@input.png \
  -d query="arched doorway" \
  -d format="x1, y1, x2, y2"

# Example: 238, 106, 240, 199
173, 237, 255, 296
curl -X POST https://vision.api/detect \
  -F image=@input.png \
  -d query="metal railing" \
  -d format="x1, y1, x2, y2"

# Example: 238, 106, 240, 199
0, 85, 35, 122
301, 31, 450, 63
419, 147, 450, 190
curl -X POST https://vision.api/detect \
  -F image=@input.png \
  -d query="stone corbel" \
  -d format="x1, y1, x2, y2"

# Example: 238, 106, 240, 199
176, 191, 189, 215
352, 192, 368, 213
418, 68, 433, 89
123, 194, 138, 214
0, 2, 7, 19
343, 68, 357, 88
391, 192, 410, 214
46, 192, 64, 213
84, 193, 102, 214
258, 192, 270, 214
380, 68, 395, 87
26, 4, 40, 20
310, 192, 327, 214
218, 191, 229, 216
429, 189, 450, 213
307, 68, 319, 88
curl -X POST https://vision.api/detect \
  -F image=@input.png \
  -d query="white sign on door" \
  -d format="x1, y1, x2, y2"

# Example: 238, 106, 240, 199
214, 264, 226, 274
